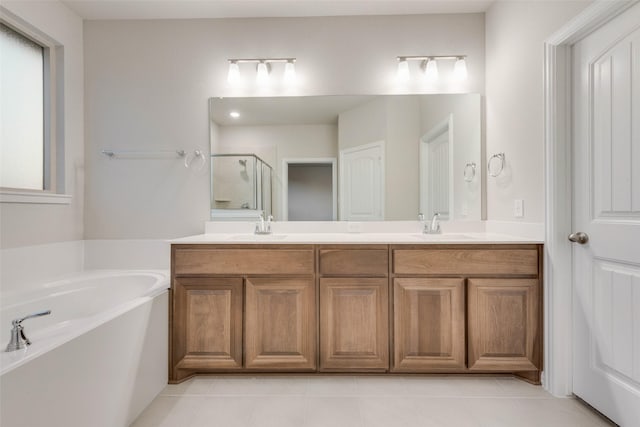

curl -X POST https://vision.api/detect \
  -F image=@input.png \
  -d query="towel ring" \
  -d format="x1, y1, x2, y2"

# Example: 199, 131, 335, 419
184, 149, 206, 171
488, 153, 505, 177
463, 162, 476, 182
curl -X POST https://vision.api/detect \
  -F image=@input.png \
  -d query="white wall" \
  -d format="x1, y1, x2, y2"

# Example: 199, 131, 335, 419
485, 0, 590, 223
215, 124, 337, 220
84, 14, 484, 238
0, 1, 84, 248
385, 96, 422, 220
338, 97, 388, 150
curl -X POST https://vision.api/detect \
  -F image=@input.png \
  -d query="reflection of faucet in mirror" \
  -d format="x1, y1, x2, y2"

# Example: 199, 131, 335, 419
418, 213, 427, 233
255, 213, 273, 234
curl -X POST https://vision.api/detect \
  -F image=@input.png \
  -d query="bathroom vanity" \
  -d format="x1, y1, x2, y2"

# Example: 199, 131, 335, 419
169, 234, 543, 384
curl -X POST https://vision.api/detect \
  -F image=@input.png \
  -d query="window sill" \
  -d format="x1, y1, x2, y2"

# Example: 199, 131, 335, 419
0, 191, 72, 205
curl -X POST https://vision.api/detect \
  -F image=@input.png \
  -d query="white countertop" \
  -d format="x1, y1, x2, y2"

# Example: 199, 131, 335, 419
170, 221, 544, 245
170, 232, 542, 245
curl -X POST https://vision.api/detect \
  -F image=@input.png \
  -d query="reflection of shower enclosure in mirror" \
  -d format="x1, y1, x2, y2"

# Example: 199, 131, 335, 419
211, 153, 272, 220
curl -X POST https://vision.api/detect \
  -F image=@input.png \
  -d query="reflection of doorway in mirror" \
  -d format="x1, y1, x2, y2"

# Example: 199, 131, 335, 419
339, 141, 385, 221
282, 158, 337, 221
420, 115, 453, 220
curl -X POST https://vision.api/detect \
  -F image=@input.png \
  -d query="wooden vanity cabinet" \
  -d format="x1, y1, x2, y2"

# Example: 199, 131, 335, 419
318, 246, 390, 371
170, 245, 316, 381
391, 245, 542, 378
171, 243, 543, 383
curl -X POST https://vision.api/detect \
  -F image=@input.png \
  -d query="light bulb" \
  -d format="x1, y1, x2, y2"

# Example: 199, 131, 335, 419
227, 61, 240, 84
397, 58, 410, 82
423, 58, 438, 82
453, 57, 468, 81
229, 111, 240, 118
256, 61, 270, 84
284, 60, 296, 84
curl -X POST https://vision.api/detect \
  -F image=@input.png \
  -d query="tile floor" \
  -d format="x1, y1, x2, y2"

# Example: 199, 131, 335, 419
131, 376, 615, 427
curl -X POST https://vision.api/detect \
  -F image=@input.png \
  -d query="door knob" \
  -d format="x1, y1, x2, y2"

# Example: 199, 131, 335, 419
568, 232, 589, 244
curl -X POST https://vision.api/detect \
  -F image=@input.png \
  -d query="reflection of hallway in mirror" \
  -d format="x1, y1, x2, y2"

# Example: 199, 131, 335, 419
287, 163, 334, 221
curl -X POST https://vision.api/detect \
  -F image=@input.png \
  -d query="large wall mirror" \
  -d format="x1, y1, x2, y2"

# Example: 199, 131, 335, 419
209, 94, 482, 222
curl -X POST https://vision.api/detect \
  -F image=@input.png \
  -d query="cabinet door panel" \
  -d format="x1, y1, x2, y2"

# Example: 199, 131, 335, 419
467, 278, 540, 371
172, 277, 243, 379
320, 278, 389, 371
245, 277, 316, 370
393, 278, 465, 371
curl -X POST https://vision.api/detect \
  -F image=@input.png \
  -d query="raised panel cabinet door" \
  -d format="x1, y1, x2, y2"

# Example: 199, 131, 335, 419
245, 277, 316, 371
467, 278, 540, 372
172, 277, 243, 380
320, 278, 389, 371
392, 278, 465, 372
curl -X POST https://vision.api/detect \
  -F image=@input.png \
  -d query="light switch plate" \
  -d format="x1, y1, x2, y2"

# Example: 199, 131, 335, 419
514, 199, 524, 218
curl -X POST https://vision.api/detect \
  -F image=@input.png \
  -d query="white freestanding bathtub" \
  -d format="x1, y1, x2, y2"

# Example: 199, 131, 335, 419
0, 270, 169, 427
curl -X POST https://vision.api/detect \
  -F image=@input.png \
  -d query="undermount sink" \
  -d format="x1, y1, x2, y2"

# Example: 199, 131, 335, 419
228, 234, 288, 241
412, 233, 477, 240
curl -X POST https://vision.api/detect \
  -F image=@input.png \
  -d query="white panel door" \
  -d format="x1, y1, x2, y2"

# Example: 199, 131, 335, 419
426, 131, 450, 219
339, 141, 384, 221
572, 4, 640, 426
420, 115, 453, 220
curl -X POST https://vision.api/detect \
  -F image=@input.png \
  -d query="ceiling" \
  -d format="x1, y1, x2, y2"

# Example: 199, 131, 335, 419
210, 95, 375, 126
61, 0, 495, 20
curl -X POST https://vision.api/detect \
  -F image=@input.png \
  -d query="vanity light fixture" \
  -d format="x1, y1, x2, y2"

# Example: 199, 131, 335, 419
256, 61, 271, 84
422, 58, 438, 82
283, 59, 296, 83
453, 57, 468, 81
397, 57, 410, 82
227, 60, 240, 84
396, 55, 467, 82
226, 58, 297, 85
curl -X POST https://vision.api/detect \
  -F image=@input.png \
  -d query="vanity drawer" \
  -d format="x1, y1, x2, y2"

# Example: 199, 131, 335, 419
174, 247, 314, 275
393, 248, 539, 276
319, 247, 388, 276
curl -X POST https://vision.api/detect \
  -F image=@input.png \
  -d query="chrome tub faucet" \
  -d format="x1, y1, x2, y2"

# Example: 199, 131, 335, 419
5, 310, 52, 352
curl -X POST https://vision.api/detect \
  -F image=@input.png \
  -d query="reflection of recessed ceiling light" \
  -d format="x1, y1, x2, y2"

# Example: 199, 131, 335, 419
229, 111, 240, 118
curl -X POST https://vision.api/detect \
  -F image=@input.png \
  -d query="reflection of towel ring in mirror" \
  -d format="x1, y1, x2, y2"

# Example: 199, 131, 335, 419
184, 149, 206, 171
463, 162, 476, 182
488, 153, 505, 177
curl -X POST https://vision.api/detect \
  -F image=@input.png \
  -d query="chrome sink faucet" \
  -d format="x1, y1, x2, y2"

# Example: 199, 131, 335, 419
5, 310, 51, 352
255, 213, 273, 235
427, 212, 442, 234
419, 212, 442, 234
418, 213, 427, 232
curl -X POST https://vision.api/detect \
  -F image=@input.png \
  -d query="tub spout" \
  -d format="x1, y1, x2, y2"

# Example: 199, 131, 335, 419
5, 310, 51, 352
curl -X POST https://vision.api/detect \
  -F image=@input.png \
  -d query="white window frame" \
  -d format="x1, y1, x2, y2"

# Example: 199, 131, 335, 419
0, 9, 70, 204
